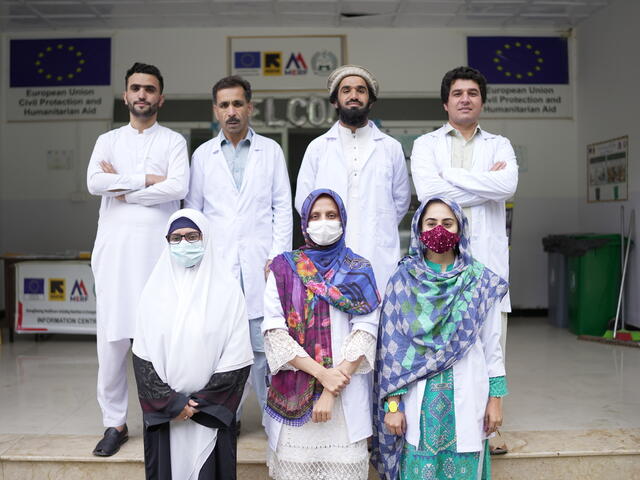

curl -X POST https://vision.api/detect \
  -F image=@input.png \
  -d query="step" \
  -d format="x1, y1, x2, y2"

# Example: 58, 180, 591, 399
1, 429, 639, 479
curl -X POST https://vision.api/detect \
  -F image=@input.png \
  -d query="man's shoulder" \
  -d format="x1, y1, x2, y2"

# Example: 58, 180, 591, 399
155, 124, 187, 143
414, 125, 448, 143
98, 124, 127, 140
477, 127, 509, 142
192, 137, 218, 159
251, 132, 284, 152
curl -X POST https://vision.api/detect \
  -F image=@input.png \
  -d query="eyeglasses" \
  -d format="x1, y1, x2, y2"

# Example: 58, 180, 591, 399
166, 232, 202, 244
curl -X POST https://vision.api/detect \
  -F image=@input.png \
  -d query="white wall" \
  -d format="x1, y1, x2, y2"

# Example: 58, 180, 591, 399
576, 0, 640, 327
1, 26, 582, 310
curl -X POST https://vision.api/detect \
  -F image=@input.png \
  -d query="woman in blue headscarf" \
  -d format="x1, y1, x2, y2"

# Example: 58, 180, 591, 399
262, 189, 381, 480
372, 197, 509, 480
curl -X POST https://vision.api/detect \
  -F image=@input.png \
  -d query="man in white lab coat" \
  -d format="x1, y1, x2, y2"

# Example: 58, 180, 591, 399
185, 76, 292, 421
410, 67, 518, 448
87, 62, 190, 456
295, 65, 411, 292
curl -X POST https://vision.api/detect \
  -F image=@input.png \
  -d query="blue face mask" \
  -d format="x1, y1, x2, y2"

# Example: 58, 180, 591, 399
170, 240, 205, 268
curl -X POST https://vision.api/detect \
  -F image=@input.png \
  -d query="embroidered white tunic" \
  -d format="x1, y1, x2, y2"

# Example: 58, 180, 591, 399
87, 122, 189, 341
262, 274, 378, 479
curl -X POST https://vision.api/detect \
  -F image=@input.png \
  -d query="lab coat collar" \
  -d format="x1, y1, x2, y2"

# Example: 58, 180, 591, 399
214, 127, 257, 148
211, 127, 263, 193
443, 122, 495, 141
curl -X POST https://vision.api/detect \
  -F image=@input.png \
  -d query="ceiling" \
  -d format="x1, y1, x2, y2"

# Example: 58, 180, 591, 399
1, 0, 610, 32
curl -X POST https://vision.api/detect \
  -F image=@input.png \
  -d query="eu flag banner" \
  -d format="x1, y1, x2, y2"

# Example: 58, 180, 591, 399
467, 36, 568, 85
10, 38, 111, 87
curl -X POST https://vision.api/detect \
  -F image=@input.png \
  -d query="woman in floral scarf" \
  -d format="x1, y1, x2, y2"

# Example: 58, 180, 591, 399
262, 188, 380, 480
372, 197, 509, 480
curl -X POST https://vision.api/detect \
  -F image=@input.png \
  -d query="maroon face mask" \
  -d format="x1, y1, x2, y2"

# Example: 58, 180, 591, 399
420, 225, 460, 253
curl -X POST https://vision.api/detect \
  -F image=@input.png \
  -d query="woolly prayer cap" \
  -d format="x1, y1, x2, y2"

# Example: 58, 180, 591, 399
327, 64, 379, 98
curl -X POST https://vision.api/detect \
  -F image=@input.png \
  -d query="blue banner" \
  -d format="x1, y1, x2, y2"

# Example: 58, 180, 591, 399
10, 37, 111, 87
467, 36, 568, 85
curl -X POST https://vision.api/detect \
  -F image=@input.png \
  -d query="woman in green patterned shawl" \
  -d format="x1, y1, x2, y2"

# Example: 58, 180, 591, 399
371, 197, 508, 480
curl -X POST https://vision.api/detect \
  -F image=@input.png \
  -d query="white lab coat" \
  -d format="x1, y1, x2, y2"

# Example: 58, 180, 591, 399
184, 129, 292, 319
411, 124, 518, 311
295, 121, 411, 290
261, 274, 379, 451
87, 123, 190, 341
403, 302, 505, 453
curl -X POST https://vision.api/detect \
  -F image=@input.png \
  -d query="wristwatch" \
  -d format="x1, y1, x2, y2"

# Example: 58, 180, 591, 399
384, 399, 400, 413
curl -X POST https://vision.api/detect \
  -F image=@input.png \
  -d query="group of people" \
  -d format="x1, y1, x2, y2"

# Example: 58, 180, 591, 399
87, 60, 518, 479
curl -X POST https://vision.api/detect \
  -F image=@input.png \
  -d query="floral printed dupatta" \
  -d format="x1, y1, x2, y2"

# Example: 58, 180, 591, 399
266, 189, 380, 426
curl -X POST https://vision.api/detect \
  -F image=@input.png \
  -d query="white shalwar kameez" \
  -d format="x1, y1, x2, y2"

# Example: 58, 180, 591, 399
87, 122, 189, 427
295, 121, 411, 292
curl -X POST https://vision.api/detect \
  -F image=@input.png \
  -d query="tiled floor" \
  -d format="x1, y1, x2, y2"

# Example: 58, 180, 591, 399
1, 317, 639, 440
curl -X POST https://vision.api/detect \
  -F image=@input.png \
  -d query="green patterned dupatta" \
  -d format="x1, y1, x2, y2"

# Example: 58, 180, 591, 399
371, 197, 508, 480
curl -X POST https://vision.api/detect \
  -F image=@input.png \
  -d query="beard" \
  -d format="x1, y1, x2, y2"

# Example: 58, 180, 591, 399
336, 102, 371, 128
127, 101, 159, 118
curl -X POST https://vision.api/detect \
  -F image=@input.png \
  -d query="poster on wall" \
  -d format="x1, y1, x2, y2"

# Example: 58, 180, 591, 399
7, 37, 112, 121
228, 35, 345, 91
15, 261, 96, 334
587, 136, 628, 203
467, 36, 571, 118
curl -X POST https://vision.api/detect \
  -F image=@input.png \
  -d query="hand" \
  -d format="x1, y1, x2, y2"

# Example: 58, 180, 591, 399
384, 411, 406, 436
145, 174, 166, 186
174, 399, 199, 422
115, 194, 126, 202
484, 397, 503, 435
312, 389, 335, 423
100, 161, 117, 174
490, 161, 507, 171
264, 259, 273, 281
317, 367, 350, 396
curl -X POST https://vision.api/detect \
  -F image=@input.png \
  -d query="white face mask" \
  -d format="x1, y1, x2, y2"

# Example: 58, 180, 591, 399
306, 220, 343, 246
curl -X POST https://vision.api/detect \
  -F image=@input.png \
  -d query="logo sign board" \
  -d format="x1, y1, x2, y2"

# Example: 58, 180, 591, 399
229, 35, 345, 91
15, 261, 96, 334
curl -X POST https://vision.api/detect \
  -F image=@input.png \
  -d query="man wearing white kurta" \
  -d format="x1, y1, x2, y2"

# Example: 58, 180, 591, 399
295, 65, 411, 292
411, 66, 518, 359
87, 63, 189, 456
185, 76, 292, 418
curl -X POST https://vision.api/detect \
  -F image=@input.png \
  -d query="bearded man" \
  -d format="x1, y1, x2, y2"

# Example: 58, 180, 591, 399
87, 62, 189, 456
295, 64, 410, 291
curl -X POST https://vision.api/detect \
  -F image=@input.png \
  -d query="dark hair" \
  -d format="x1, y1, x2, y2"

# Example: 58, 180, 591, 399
329, 77, 378, 104
440, 66, 487, 104
418, 199, 459, 227
125, 62, 164, 93
212, 75, 252, 104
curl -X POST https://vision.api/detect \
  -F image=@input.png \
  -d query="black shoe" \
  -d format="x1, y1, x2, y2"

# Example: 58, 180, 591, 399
92, 425, 129, 457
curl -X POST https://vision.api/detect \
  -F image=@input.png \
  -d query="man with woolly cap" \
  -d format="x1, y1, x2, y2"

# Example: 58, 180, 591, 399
295, 64, 410, 293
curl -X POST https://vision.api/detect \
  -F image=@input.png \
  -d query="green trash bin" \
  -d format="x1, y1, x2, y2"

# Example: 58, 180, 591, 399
567, 234, 622, 336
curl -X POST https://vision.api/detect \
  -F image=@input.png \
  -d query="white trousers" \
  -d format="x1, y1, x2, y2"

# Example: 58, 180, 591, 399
96, 333, 130, 427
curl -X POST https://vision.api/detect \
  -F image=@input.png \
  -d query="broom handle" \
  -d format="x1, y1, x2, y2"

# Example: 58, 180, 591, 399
620, 206, 625, 327
614, 209, 634, 338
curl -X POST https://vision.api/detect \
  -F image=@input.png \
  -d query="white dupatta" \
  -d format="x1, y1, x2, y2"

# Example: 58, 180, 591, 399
133, 208, 253, 480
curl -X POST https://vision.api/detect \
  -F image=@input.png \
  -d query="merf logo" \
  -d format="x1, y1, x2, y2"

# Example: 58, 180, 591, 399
70, 279, 89, 302
285, 53, 308, 76
49, 278, 65, 301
